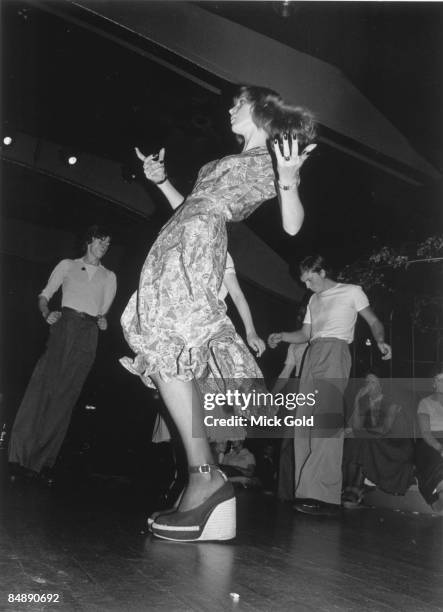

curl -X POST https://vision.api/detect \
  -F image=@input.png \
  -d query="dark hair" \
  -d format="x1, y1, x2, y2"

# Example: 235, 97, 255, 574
299, 255, 333, 278
430, 362, 443, 378
81, 225, 111, 254
234, 85, 316, 147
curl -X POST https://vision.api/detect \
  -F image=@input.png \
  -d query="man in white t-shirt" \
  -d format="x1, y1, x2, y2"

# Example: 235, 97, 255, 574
9, 225, 116, 481
268, 255, 391, 515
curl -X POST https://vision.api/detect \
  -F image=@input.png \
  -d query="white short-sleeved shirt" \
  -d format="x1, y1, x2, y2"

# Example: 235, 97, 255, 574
39, 258, 117, 317
303, 283, 369, 344
417, 395, 443, 432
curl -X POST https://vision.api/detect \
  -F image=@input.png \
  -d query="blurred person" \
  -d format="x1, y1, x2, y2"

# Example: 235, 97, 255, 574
221, 439, 256, 479
416, 364, 443, 514
342, 372, 415, 508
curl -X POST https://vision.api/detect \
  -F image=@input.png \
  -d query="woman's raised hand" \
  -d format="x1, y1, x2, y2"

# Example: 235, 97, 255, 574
135, 147, 167, 185
273, 134, 316, 185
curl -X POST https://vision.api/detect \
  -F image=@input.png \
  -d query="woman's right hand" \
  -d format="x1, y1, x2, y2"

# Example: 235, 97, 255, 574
135, 147, 167, 184
247, 332, 266, 357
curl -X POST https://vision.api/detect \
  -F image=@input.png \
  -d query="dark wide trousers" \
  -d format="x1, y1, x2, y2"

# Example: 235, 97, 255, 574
294, 338, 351, 505
9, 311, 98, 472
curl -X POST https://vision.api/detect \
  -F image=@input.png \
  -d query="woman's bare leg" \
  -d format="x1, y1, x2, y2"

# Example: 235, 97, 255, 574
151, 375, 225, 512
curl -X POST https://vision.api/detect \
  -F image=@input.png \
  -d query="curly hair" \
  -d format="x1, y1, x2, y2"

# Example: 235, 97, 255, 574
234, 85, 316, 148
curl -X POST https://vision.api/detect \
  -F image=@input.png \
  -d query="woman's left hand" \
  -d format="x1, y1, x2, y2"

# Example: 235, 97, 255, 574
247, 332, 266, 357
273, 134, 317, 184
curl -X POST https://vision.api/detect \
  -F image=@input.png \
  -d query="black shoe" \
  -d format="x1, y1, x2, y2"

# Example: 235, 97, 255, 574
294, 499, 340, 516
341, 488, 364, 509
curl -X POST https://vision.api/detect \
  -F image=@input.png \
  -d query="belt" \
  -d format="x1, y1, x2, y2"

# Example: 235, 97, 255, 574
62, 307, 97, 322
310, 337, 348, 345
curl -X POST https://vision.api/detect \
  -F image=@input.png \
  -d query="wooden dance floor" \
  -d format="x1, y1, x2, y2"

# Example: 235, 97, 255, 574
1, 464, 442, 612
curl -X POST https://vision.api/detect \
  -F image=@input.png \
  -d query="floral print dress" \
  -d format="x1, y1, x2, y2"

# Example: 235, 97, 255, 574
120, 147, 276, 397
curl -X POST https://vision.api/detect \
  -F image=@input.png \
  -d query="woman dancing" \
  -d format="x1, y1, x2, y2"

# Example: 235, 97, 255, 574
121, 85, 316, 541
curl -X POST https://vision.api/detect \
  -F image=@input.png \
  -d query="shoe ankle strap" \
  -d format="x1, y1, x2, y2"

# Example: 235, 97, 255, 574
189, 463, 217, 474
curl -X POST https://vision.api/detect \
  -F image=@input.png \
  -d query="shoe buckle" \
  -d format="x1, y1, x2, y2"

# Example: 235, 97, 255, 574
189, 463, 215, 474
197, 464, 211, 473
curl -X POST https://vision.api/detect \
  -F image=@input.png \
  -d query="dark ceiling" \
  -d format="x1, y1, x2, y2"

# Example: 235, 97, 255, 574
1, 0, 442, 271
199, 1, 443, 169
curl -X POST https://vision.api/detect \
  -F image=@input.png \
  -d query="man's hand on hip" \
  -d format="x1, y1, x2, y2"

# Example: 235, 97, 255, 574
97, 316, 107, 331
46, 311, 62, 325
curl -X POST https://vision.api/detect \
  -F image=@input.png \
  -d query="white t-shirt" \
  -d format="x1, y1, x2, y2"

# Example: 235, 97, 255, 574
417, 396, 443, 432
39, 258, 117, 317
303, 283, 370, 343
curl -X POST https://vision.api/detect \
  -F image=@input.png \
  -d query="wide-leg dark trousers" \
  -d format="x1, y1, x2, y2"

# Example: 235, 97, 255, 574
8, 311, 98, 472
294, 338, 351, 505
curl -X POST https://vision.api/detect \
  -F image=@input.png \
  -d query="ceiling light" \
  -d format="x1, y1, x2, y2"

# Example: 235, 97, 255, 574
59, 148, 80, 166
273, 1, 295, 19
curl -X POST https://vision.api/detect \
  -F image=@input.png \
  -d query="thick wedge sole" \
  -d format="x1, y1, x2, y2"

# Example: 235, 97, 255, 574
152, 496, 236, 542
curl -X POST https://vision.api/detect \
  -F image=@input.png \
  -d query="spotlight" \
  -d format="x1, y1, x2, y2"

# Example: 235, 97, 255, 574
59, 148, 80, 167
365, 339, 372, 346
3, 136, 13, 146
273, 0, 295, 18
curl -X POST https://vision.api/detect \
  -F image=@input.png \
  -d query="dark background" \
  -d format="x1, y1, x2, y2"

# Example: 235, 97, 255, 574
1, 1, 442, 477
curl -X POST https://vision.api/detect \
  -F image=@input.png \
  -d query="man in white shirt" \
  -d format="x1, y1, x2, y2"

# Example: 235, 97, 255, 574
268, 255, 391, 515
9, 225, 117, 481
